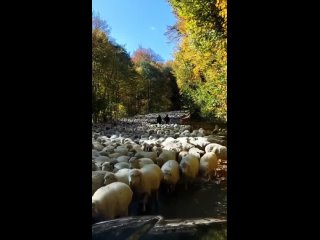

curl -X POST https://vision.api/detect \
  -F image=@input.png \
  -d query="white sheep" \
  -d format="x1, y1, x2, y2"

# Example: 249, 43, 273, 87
94, 156, 112, 167
161, 160, 180, 192
92, 182, 133, 221
92, 142, 104, 151
188, 147, 204, 159
199, 152, 218, 181
189, 137, 211, 150
92, 149, 100, 159
92, 171, 107, 195
102, 145, 115, 153
162, 141, 182, 152
114, 146, 128, 155
134, 151, 157, 162
178, 151, 189, 163
101, 159, 118, 171
104, 168, 130, 186
92, 160, 99, 171
116, 155, 130, 163
141, 142, 155, 152
131, 144, 143, 153
129, 157, 154, 169
205, 143, 227, 160
179, 154, 200, 189
108, 152, 123, 159
113, 162, 130, 172
129, 164, 163, 212
156, 149, 176, 167
98, 151, 109, 157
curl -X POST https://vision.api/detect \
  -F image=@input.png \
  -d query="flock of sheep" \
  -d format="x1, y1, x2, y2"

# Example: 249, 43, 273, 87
92, 114, 227, 223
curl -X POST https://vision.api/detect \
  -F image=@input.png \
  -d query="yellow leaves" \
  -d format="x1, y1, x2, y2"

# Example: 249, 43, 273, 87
168, 0, 227, 120
215, 0, 227, 33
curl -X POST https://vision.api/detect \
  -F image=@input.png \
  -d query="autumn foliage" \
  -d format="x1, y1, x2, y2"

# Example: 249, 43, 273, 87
167, 0, 227, 121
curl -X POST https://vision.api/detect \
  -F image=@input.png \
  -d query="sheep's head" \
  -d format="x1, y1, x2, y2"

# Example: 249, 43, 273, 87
129, 169, 142, 188
129, 157, 139, 169
101, 162, 113, 172
154, 147, 162, 156
156, 157, 164, 167
92, 161, 98, 170
103, 172, 117, 185
142, 143, 148, 151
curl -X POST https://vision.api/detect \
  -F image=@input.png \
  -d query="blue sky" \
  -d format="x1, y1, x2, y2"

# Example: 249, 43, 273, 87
92, 0, 177, 62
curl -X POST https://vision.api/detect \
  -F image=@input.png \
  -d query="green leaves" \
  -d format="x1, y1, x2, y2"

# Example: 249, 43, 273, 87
168, 0, 227, 121
93, 14, 180, 121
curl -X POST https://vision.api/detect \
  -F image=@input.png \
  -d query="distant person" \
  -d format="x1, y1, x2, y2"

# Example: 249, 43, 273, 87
164, 114, 170, 124
157, 115, 162, 124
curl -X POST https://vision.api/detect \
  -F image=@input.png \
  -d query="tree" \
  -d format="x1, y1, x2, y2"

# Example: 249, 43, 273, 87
167, 0, 227, 121
92, 14, 182, 122
92, 14, 140, 121
132, 47, 175, 113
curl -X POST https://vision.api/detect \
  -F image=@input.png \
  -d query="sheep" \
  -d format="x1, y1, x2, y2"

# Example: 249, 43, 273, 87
162, 141, 182, 152
134, 151, 157, 162
116, 155, 130, 163
161, 160, 180, 192
114, 147, 128, 155
108, 152, 123, 159
199, 152, 219, 181
98, 151, 109, 157
189, 137, 211, 150
92, 149, 100, 159
130, 144, 143, 153
156, 149, 176, 167
104, 168, 130, 186
181, 142, 195, 151
102, 145, 115, 154
92, 171, 107, 195
92, 182, 133, 221
206, 135, 226, 146
188, 147, 204, 159
179, 154, 200, 190
190, 130, 198, 137
101, 159, 118, 171
205, 143, 227, 160
129, 164, 163, 212
178, 151, 189, 163
92, 160, 99, 171
113, 162, 130, 172
129, 157, 154, 169
141, 142, 155, 152
96, 136, 109, 144
92, 142, 104, 151
94, 156, 112, 167
149, 144, 162, 156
